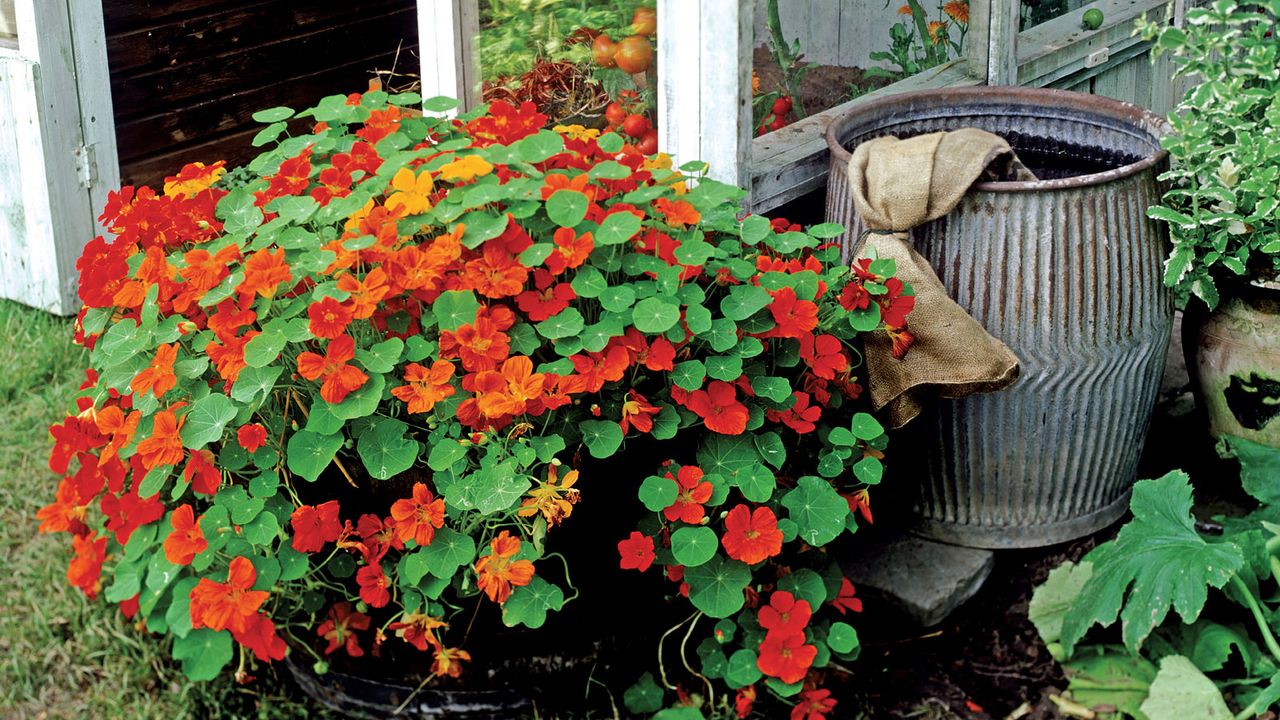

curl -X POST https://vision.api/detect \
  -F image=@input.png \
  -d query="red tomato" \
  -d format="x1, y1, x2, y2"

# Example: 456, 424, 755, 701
605, 102, 627, 127
773, 96, 792, 115
632, 7, 657, 36
592, 35, 618, 68
622, 113, 651, 139
637, 129, 659, 155
614, 36, 653, 74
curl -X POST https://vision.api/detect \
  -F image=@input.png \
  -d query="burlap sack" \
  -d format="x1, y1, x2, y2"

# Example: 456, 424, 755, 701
847, 129, 1030, 428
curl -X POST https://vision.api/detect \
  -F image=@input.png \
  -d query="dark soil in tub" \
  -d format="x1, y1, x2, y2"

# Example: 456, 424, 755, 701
751, 45, 893, 120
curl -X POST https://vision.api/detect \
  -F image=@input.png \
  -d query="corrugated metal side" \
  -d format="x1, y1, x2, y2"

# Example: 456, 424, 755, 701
824, 89, 1172, 548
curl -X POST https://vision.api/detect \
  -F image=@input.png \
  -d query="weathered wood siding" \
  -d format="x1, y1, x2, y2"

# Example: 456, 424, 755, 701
751, 0, 899, 71
103, 1, 419, 189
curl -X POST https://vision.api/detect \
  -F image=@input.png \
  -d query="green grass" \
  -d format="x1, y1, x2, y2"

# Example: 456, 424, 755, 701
0, 300, 322, 719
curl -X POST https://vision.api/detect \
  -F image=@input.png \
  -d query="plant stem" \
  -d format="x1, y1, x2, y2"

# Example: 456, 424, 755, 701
766, 0, 807, 118
1232, 575, 1280, 666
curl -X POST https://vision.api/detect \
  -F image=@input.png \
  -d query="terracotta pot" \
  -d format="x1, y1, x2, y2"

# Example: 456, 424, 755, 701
1186, 280, 1280, 447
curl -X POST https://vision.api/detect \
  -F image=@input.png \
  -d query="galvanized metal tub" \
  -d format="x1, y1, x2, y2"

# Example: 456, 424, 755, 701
824, 87, 1173, 548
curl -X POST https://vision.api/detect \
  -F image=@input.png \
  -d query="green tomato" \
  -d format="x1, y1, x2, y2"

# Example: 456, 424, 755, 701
1081, 8, 1104, 30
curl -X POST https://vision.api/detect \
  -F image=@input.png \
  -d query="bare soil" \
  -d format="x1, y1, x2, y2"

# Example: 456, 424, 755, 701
752, 45, 893, 119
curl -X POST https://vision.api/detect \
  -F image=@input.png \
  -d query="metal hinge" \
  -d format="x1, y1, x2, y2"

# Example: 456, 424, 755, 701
74, 143, 97, 189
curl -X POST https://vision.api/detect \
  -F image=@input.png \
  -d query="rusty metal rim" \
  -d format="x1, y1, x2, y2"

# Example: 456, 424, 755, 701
824, 85, 1172, 193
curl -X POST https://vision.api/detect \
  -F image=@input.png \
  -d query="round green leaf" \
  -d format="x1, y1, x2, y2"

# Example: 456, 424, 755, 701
501, 576, 565, 629
286, 429, 344, 482
827, 622, 860, 655
432, 290, 480, 331
580, 420, 623, 459
632, 297, 681, 334
685, 555, 750, 618
737, 464, 776, 503
172, 629, 233, 681
850, 413, 885, 441
180, 394, 239, 449
725, 649, 763, 688
781, 476, 849, 547
535, 307, 585, 340
623, 672, 666, 714
546, 189, 589, 227
357, 418, 420, 480
853, 455, 884, 485
639, 475, 678, 512
597, 211, 643, 245
671, 526, 719, 567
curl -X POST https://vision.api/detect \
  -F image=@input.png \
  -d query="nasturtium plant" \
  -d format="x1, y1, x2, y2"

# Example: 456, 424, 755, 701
40, 89, 914, 718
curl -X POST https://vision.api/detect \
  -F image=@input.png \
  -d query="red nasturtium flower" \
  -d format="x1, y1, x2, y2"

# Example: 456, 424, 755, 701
356, 563, 391, 608
308, 296, 354, 339
291, 500, 343, 553
318, 599, 373, 655
791, 688, 838, 720
685, 381, 750, 435
619, 390, 660, 433
390, 482, 446, 546
768, 287, 820, 338
391, 361, 457, 414
189, 556, 269, 633
439, 317, 510, 372
183, 449, 222, 495
130, 343, 178, 398
663, 465, 714, 524
721, 505, 784, 565
831, 577, 864, 615
759, 591, 813, 636
163, 504, 207, 565
236, 612, 287, 662
236, 423, 268, 453
735, 686, 757, 719
618, 531, 656, 572
67, 533, 107, 598
757, 630, 818, 684
475, 530, 535, 603
295, 334, 368, 404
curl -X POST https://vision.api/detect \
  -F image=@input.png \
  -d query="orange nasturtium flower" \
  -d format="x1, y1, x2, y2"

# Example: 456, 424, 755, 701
189, 556, 269, 633
388, 611, 447, 651
720, 505, 784, 565
163, 160, 226, 198
238, 247, 293, 298
385, 167, 435, 216
653, 197, 701, 228
943, 0, 969, 24
163, 504, 208, 565
437, 154, 494, 183
307, 296, 354, 339
136, 408, 185, 470
130, 343, 179, 398
474, 531, 535, 603
391, 361, 456, 414
336, 267, 390, 319
432, 646, 472, 678
543, 227, 594, 275
473, 355, 546, 418
295, 335, 368, 404
517, 464, 580, 525
927, 20, 948, 44
390, 482, 446, 547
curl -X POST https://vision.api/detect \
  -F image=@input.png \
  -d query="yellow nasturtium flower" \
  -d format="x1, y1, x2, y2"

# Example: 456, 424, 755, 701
437, 155, 494, 184
385, 167, 434, 215
553, 124, 600, 141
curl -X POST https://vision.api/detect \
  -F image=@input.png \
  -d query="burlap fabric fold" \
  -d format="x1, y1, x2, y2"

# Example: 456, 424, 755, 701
847, 128, 1031, 429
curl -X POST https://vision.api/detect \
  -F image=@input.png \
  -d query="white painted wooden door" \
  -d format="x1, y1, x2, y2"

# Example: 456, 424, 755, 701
0, 0, 117, 315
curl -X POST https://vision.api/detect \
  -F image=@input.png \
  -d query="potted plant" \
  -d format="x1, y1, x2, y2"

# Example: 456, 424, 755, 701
1139, 1, 1280, 447
39, 90, 913, 717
